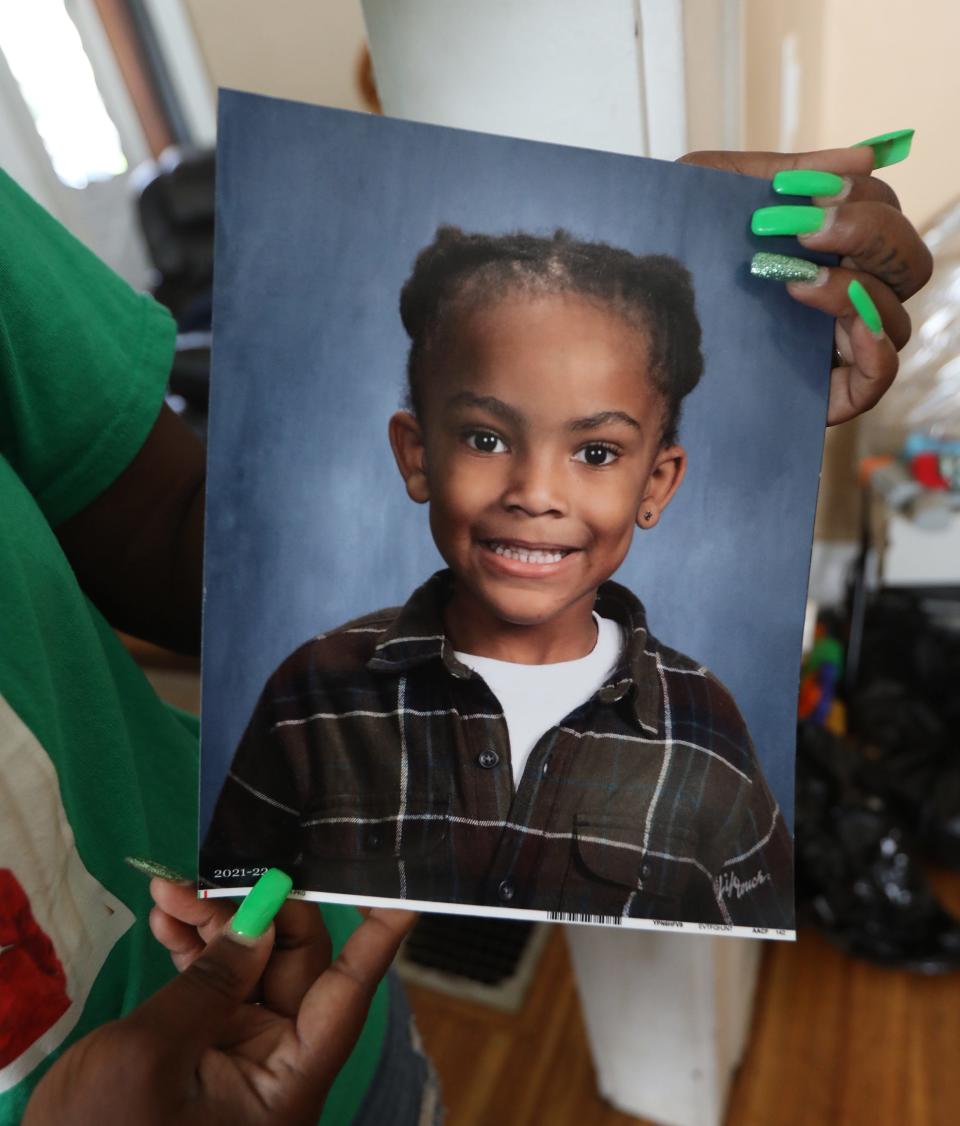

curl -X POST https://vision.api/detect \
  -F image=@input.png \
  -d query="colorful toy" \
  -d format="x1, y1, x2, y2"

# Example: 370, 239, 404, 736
799, 624, 846, 733
904, 431, 960, 491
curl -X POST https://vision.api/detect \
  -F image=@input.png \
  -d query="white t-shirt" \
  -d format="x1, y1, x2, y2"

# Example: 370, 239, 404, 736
454, 614, 622, 786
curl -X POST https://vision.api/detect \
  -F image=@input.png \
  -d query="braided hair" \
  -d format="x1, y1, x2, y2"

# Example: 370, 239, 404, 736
399, 226, 704, 446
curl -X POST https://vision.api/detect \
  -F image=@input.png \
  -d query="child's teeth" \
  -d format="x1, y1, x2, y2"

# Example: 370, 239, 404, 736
492, 543, 564, 564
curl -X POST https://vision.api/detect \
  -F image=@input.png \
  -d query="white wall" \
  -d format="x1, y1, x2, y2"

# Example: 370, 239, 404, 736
363, 0, 648, 155
0, 5, 152, 286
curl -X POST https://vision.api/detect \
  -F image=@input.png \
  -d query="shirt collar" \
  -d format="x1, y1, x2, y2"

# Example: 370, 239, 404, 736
366, 571, 473, 678
367, 570, 662, 732
593, 581, 662, 735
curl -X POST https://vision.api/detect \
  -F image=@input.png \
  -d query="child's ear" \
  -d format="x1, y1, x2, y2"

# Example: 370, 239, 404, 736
636, 444, 687, 530
388, 411, 430, 503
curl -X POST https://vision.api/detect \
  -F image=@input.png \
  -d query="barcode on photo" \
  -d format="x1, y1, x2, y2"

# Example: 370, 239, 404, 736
549, 911, 623, 925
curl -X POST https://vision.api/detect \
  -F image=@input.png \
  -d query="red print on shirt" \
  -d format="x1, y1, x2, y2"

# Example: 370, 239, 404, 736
0, 869, 71, 1068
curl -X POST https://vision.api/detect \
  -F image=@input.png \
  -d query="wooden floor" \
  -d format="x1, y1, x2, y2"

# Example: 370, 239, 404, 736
407, 872, 960, 1126
405, 927, 642, 1126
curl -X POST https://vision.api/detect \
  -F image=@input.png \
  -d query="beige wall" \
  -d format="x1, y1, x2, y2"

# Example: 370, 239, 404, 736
182, 0, 368, 112
743, 0, 826, 154
745, 0, 960, 229
819, 0, 960, 231
744, 0, 960, 542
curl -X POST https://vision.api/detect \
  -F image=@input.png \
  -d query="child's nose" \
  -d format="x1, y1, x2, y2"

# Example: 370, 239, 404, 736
500, 453, 567, 517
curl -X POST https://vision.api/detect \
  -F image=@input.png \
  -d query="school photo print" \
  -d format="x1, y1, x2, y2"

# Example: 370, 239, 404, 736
199, 90, 834, 938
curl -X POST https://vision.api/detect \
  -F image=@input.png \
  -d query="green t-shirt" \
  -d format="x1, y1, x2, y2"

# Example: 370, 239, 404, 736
0, 170, 385, 1123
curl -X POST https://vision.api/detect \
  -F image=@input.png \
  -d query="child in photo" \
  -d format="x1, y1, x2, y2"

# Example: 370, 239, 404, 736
202, 226, 793, 928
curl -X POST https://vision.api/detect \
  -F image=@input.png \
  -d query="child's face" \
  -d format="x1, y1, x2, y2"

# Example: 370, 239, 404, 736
390, 291, 686, 638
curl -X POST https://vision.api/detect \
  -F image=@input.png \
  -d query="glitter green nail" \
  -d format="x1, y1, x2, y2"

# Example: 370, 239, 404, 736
124, 856, 192, 883
751, 206, 826, 236
848, 279, 884, 335
229, 868, 293, 939
854, 128, 914, 169
772, 170, 845, 198
750, 252, 824, 284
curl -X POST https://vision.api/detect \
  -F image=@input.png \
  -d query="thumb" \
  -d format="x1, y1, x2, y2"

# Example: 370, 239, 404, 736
126, 869, 292, 1055
678, 146, 875, 181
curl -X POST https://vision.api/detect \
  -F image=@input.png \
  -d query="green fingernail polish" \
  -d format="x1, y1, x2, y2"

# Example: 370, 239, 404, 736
854, 128, 914, 168
772, 170, 844, 197
751, 205, 825, 236
750, 252, 823, 283
848, 279, 884, 334
124, 856, 191, 883
229, 868, 292, 939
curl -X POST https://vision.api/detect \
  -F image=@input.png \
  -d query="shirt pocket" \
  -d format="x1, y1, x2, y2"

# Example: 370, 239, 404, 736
301, 796, 451, 862
572, 814, 699, 908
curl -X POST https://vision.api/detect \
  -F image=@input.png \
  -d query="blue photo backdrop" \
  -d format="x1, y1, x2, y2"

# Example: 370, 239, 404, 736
201, 90, 833, 838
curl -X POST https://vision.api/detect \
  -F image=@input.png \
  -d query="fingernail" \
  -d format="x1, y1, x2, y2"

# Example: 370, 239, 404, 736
750, 252, 826, 284
772, 170, 845, 198
228, 868, 293, 940
853, 128, 914, 168
125, 856, 192, 884
848, 279, 884, 336
751, 205, 825, 236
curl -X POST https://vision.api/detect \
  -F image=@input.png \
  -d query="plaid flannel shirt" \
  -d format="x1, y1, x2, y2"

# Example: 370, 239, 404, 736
202, 571, 794, 927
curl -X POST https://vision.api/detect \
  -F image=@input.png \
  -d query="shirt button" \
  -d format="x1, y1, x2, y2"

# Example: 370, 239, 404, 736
366, 829, 383, 849
498, 879, 515, 902
640, 863, 652, 879
477, 749, 499, 769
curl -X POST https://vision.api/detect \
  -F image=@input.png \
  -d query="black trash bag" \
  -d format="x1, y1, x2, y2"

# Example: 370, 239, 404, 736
795, 721, 960, 973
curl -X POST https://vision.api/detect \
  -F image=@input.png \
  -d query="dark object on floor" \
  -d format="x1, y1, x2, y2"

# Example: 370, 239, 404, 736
845, 588, 960, 868
853, 588, 960, 730
796, 722, 960, 973
404, 915, 535, 985
848, 679, 960, 868
397, 914, 551, 1011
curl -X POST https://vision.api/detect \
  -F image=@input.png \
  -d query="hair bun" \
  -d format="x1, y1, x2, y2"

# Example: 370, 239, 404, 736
400, 225, 470, 338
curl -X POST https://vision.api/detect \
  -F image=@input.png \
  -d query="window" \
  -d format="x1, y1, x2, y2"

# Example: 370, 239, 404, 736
0, 0, 126, 187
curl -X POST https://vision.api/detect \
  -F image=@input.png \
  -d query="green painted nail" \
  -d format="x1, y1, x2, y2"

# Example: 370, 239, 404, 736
854, 128, 914, 168
229, 868, 293, 939
750, 252, 823, 284
751, 205, 825, 236
848, 279, 884, 335
772, 170, 844, 198
124, 856, 192, 883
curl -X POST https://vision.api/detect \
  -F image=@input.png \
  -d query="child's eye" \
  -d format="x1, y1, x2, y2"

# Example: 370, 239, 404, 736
465, 430, 508, 454
574, 442, 619, 467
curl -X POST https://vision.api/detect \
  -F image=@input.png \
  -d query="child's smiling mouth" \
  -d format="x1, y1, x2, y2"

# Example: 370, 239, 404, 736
479, 538, 581, 568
